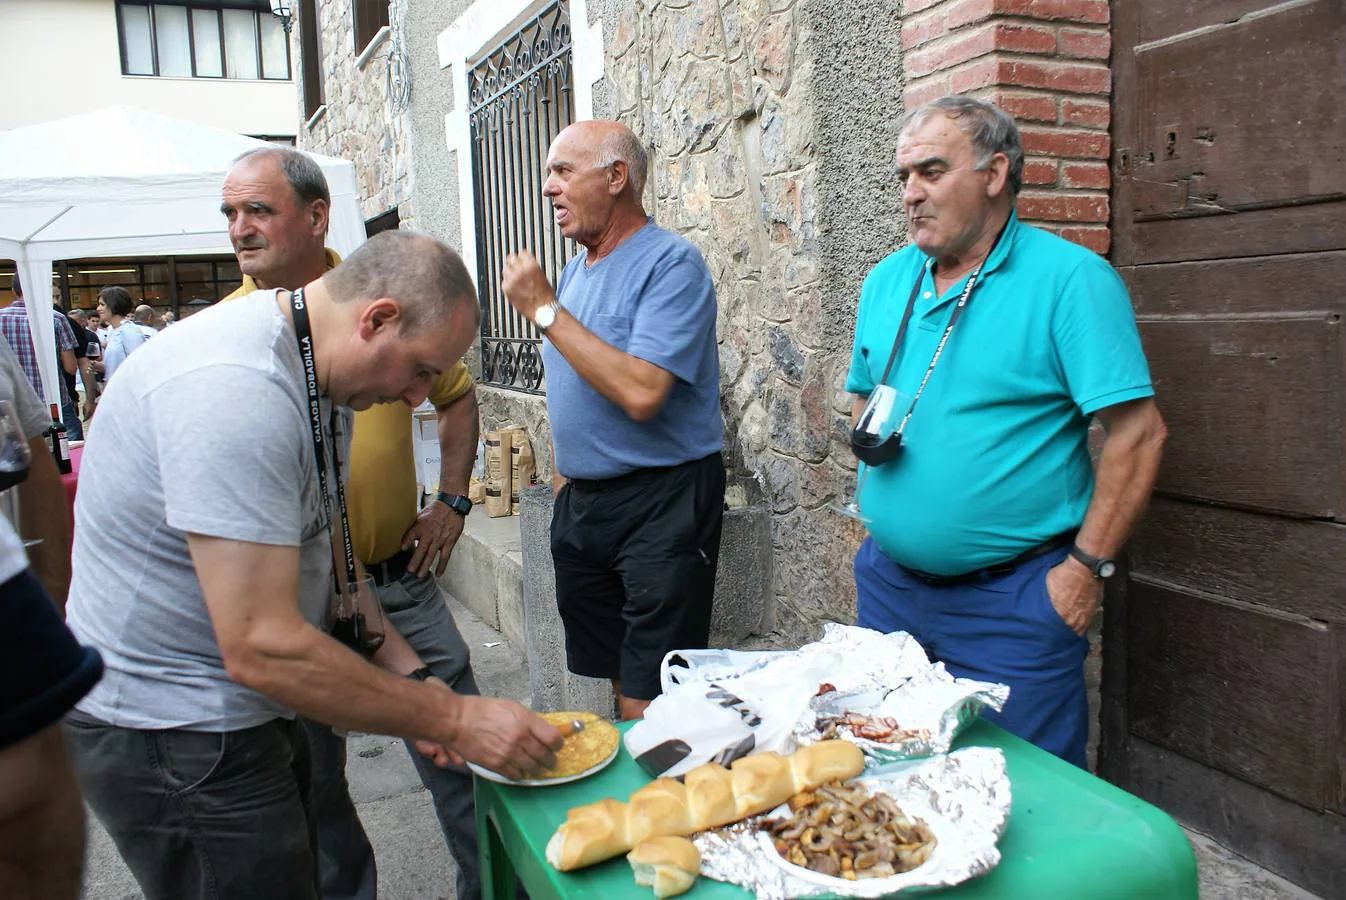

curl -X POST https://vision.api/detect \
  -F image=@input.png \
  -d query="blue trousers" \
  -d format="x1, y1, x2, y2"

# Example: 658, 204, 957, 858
854, 537, 1090, 768
62, 399, 83, 442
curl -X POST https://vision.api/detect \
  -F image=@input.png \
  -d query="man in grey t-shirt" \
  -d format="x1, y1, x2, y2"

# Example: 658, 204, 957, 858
63, 232, 561, 900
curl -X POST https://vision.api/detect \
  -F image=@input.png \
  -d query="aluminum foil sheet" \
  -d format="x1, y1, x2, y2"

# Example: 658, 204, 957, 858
694, 747, 1010, 899
641, 625, 1009, 775
793, 664, 1010, 767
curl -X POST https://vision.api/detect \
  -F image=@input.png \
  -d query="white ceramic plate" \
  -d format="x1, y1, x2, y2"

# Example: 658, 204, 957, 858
755, 782, 956, 897
467, 740, 620, 787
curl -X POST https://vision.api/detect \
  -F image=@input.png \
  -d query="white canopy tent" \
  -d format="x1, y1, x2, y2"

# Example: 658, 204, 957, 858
0, 106, 367, 411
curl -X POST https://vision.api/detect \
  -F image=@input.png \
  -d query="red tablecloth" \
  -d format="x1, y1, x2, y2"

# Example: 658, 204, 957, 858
61, 444, 82, 536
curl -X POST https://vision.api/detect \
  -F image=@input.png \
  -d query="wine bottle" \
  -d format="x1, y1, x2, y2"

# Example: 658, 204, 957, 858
48, 403, 71, 475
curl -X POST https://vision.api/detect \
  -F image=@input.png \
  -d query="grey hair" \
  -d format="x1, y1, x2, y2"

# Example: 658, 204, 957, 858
325, 231, 480, 334
232, 146, 331, 207
594, 128, 649, 197
901, 96, 1025, 197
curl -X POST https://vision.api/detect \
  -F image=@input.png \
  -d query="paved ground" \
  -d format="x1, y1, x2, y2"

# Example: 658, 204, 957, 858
81, 597, 1321, 900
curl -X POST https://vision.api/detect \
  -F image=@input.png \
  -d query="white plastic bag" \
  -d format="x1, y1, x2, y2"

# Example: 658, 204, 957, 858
623, 687, 754, 777
659, 647, 782, 692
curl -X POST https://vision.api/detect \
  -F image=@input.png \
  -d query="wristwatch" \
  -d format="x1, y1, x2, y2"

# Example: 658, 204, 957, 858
533, 302, 560, 332
436, 491, 472, 517
1069, 544, 1117, 580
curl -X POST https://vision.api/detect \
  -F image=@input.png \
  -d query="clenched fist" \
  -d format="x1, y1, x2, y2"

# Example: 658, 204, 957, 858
502, 253, 556, 322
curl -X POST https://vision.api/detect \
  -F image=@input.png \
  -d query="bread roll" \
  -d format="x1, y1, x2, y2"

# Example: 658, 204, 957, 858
545, 739, 864, 871
628, 836, 701, 898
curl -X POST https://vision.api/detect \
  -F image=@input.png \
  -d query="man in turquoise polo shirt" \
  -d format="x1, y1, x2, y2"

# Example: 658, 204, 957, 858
846, 96, 1167, 768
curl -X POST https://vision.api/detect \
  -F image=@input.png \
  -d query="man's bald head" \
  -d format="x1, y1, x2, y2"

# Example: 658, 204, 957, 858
576, 120, 649, 198
542, 120, 649, 252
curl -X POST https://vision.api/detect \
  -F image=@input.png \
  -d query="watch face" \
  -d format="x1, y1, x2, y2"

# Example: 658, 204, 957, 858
534, 304, 557, 330
1098, 560, 1118, 579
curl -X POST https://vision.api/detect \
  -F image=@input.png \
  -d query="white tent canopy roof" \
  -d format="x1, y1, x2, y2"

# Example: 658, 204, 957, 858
0, 106, 366, 408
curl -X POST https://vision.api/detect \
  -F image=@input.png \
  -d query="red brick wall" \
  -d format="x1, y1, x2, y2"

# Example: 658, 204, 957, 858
901, 0, 1112, 254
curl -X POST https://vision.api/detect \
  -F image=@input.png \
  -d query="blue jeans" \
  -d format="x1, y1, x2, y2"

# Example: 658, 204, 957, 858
63, 711, 318, 900
305, 570, 481, 900
853, 537, 1090, 768
61, 399, 83, 441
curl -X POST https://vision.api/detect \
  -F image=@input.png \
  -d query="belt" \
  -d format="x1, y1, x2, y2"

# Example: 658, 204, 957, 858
898, 532, 1076, 587
367, 547, 414, 587
566, 452, 721, 492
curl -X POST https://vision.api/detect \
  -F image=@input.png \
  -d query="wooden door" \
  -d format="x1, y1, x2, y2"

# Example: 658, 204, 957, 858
1103, 2, 1346, 896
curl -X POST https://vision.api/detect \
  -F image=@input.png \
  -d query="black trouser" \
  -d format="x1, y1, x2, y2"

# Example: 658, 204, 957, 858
551, 452, 726, 700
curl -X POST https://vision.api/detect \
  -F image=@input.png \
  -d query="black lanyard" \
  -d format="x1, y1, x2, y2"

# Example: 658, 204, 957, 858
290, 288, 357, 595
873, 226, 1005, 437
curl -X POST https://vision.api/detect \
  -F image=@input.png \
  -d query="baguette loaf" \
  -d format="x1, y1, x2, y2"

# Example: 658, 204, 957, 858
545, 739, 864, 871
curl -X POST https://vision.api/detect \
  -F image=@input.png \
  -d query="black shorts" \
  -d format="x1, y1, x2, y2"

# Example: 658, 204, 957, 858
550, 453, 726, 700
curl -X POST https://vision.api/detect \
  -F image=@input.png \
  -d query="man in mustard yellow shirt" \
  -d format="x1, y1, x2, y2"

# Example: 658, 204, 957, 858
221, 147, 485, 900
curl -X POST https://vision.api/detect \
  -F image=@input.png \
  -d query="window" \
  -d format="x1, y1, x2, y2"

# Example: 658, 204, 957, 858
468, 1, 575, 394
18, 257, 245, 321
365, 207, 400, 238
353, 0, 389, 53
116, 2, 291, 81
299, 0, 325, 118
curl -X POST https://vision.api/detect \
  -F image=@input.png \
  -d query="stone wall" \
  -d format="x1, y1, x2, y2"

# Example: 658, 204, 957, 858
299, 0, 414, 224
586, 0, 904, 642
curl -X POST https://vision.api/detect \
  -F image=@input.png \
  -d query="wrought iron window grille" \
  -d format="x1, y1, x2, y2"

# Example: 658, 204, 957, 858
468, 0, 576, 395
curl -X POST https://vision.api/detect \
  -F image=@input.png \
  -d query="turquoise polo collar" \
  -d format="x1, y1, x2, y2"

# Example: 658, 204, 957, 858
918, 209, 1021, 300
919, 209, 1021, 272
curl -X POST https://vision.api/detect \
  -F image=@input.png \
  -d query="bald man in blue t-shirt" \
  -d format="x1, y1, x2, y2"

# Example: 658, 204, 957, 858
503, 120, 724, 722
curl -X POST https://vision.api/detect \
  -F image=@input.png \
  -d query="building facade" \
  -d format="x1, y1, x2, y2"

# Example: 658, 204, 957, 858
0, 0, 302, 317
294, 1, 1346, 893
1, 0, 298, 137
296, 0, 1108, 644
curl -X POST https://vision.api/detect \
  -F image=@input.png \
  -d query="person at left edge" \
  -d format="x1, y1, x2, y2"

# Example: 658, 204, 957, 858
1, 513, 104, 900
0, 272, 79, 436
0, 276, 74, 609
220, 146, 486, 900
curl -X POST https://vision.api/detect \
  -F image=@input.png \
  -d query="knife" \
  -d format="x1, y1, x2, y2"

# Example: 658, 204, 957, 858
633, 738, 693, 777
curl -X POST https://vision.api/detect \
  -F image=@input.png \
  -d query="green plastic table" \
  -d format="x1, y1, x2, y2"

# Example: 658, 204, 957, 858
474, 719, 1198, 900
